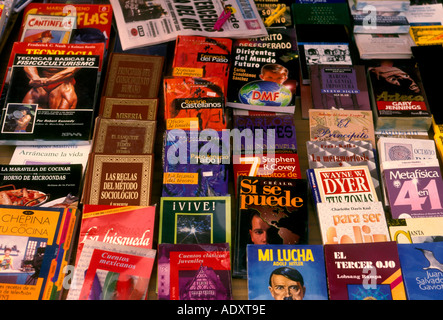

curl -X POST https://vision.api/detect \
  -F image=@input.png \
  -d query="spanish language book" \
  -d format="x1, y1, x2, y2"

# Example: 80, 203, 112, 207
324, 241, 407, 300
234, 176, 308, 278
388, 216, 443, 243
316, 201, 389, 245
397, 242, 443, 300
377, 136, 438, 163
247, 244, 328, 300
158, 196, 231, 247
157, 243, 232, 300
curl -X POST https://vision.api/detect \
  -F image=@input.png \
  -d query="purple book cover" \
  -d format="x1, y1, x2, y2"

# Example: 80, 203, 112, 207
383, 159, 443, 219
324, 242, 406, 300
157, 243, 232, 300
310, 65, 371, 110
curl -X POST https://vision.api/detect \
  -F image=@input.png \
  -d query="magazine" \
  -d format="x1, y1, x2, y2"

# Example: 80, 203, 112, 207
109, 0, 267, 50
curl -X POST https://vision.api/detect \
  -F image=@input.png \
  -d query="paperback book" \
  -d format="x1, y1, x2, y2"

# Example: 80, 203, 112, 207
324, 241, 407, 300
0, 42, 105, 145
397, 242, 443, 300
234, 176, 309, 278
0, 205, 79, 300
75, 204, 156, 265
309, 64, 371, 110
163, 76, 227, 131
254, 0, 293, 27
247, 244, 329, 300
226, 27, 300, 113
20, 14, 76, 43
354, 33, 414, 60
388, 216, 443, 243
309, 109, 376, 150
158, 196, 231, 246
381, 158, 443, 219
67, 239, 156, 300
316, 201, 389, 245
307, 165, 378, 205
157, 243, 232, 300
377, 136, 438, 163
367, 59, 432, 131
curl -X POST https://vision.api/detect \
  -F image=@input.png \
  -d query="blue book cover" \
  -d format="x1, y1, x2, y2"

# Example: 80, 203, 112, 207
247, 244, 328, 300
398, 242, 443, 300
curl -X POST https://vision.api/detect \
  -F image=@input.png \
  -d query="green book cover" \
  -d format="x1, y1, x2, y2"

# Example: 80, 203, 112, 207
292, 2, 352, 28
158, 196, 232, 246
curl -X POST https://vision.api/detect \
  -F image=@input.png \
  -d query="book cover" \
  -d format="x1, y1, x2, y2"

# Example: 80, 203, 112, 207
102, 53, 164, 99
172, 35, 232, 94
76, 204, 156, 265
82, 153, 154, 206
367, 59, 432, 131
398, 242, 443, 300
158, 196, 231, 246
309, 109, 376, 149
98, 97, 158, 120
232, 114, 298, 154
410, 25, 443, 45
162, 129, 229, 197
157, 243, 232, 300
310, 64, 371, 110
163, 76, 227, 131
353, 0, 410, 11
324, 241, 407, 300
91, 117, 156, 155
307, 165, 378, 204
388, 216, 443, 243
292, 2, 352, 27
20, 14, 76, 43
226, 27, 299, 113
381, 158, 443, 219
377, 136, 438, 162
0, 164, 82, 208
234, 176, 309, 278
316, 201, 389, 245
306, 140, 381, 200
354, 33, 414, 60
0, 205, 77, 300
20, 3, 113, 50
232, 153, 302, 194
66, 239, 156, 300
247, 244, 328, 300
0, 42, 105, 145
254, 0, 293, 27
79, 247, 156, 300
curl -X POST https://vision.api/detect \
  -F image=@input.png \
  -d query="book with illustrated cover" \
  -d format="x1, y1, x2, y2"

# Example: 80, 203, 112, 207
388, 216, 443, 243
397, 242, 443, 300
75, 205, 156, 266
0, 205, 79, 300
381, 158, 443, 219
317, 201, 389, 245
232, 114, 298, 154
232, 153, 302, 194
172, 35, 232, 94
254, 0, 293, 27
377, 136, 437, 163
163, 77, 227, 131
20, 14, 76, 43
367, 59, 432, 131
234, 176, 309, 278
158, 196, 231, 246
0, 42, 105, 145
98, 97, 158, 120
157, 243, 232, 300
309, 109, 376, 148
226, 27, 299, 114
102, 53, 164, 99
324, 241, 407, 300
91, 117, 156, 155
307, 165, 378, 205
306, 140, 381, 200
310, 64, 371, 110
410, 25, 443, 46
162, 129, 229, 197
82, 153, 154, 206
67, 239, 156, 300
247, 244, 328, 300
0, 164, 82, 208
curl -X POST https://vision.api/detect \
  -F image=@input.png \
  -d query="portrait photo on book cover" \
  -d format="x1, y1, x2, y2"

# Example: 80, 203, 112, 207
1, 103, 37, 134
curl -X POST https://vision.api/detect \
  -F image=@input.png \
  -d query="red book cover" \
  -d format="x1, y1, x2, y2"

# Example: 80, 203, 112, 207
75, 205, 156, 265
